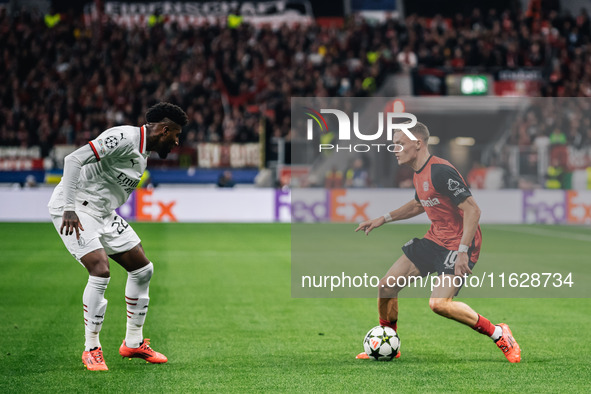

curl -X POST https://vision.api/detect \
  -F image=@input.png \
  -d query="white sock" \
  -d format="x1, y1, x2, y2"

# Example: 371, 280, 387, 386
83, 275, 110, 351
125, 263, 153, 348
85, 330, 100, 350
490, 325, 503, 341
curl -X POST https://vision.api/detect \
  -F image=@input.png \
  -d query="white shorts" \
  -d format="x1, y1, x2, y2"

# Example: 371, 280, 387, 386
51, 211, 141, 264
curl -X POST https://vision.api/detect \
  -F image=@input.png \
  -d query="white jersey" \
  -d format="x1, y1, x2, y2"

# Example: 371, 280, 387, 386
49, 125, 149, 218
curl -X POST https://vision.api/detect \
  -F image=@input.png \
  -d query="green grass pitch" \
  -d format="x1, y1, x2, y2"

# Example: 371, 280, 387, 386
1, 222, 590, 392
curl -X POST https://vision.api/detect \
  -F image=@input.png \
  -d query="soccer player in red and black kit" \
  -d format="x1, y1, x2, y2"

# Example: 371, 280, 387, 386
355, 122, 521, 363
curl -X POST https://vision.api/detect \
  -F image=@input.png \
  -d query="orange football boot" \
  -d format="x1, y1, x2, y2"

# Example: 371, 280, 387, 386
119, 338, 168, 364
82, 347, 108, 371
495, 323, 521, 363
356, 351, 401, 359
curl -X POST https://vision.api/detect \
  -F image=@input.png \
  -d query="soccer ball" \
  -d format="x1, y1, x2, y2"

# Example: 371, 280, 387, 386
363, 325, 400, 361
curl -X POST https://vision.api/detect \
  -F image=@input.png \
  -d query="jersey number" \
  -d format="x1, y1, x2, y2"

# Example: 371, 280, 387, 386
443, 251, 458, 269
112, 216, 129, 235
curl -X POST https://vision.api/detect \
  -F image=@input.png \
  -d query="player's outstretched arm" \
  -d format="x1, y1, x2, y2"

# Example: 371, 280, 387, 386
355, 199, 425, 236
355, 216, 385, 236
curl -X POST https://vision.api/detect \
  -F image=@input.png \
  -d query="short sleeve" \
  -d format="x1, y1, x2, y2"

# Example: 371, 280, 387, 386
431, 164, 472, 205
88, 128, 133, 161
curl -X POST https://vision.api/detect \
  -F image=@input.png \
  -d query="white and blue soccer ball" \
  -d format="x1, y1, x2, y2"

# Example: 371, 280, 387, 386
363, 325, 400, 361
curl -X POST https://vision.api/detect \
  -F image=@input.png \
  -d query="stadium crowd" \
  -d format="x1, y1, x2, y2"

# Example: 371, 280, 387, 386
502, 98, 591, 188
507, 99, 591, 149
1, 5, 591, 158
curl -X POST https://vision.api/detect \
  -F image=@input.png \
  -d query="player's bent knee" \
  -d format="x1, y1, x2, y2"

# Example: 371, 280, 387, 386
129, 261, 153, 284
84, 257, 110, 278
144, 262, 154, 280
379, 276, 391, 289
429, 298, 451, 316
378, 276, 401, 298
89, 263, 110, 278
139, 262, 153, 282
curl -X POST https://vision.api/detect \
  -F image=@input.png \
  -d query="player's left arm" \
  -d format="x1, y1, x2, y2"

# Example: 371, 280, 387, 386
431, 163, 480, 276
456, 196, 481, 276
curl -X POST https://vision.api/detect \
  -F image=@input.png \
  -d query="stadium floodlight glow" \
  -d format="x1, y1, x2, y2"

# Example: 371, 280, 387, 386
455, 137, 475, 146
429, 136, 440, 145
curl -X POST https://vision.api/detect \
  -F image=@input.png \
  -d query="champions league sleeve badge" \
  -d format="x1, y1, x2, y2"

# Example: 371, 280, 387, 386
105, 136, 119, 149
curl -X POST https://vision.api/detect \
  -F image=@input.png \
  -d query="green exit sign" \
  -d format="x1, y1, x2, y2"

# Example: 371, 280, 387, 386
461, 75, 488, 95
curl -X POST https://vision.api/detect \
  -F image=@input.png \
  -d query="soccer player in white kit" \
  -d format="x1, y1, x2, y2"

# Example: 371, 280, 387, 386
48, 102, 188, 371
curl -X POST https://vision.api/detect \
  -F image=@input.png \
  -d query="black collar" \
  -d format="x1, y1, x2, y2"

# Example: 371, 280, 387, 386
415, 155, 433, 174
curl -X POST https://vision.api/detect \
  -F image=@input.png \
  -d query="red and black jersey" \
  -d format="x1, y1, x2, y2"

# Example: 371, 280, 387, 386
413, 155, 482, 261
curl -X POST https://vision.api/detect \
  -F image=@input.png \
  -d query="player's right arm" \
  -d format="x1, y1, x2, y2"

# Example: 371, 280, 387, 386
59, 145, 97, 239
355, 199, 425, 236
60, 128, 133, 238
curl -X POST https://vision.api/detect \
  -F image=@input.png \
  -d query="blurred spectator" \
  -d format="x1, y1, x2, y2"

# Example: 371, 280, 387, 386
549, 128, 567, 145
24, 174, 38, 188
325, 167, 343, 188
545, 157, 565, 189
397, 45, 417, 72
44, 7, 61, 28
532, 130, 550, 151
217, 170, 236, 188
345, 158, 370, 188
137, 170, 153, 189
467, 162, 486, 189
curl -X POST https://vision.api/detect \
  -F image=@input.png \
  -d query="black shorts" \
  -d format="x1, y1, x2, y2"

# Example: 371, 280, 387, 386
401, 237, 476, 277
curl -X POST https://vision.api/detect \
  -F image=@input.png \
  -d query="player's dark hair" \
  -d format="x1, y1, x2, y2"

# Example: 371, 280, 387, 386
408, 121, 430, 143
146, 102, 188, 127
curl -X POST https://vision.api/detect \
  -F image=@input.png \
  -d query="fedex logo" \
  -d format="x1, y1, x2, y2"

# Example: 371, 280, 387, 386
117, 189, 177, 222
567, 191, 591, 224
522, 190, 591, 224
522, 190, 566, 224
275, 189, 369, 223
304, 108, 417, 153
